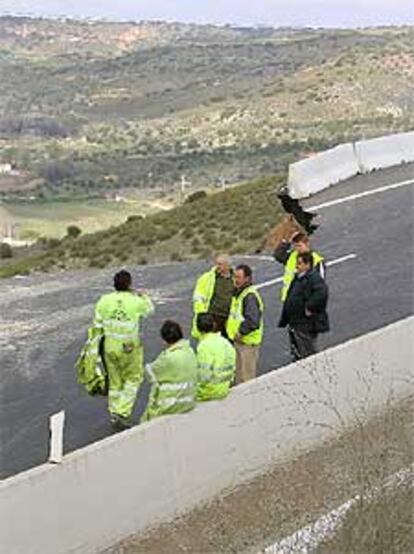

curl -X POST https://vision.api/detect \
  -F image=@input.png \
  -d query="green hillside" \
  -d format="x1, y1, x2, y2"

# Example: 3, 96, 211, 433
0, 18, 413, 200
0, 174, 284, 277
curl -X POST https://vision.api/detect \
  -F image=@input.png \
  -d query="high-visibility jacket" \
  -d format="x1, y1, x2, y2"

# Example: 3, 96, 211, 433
76, 326, 108, 396
197, 332, 236, 401
94, 291, 154, 419
143, 339, 198, 421
226, 286, 264, 346
281, 250, 324, 302
191, 268, 217, 339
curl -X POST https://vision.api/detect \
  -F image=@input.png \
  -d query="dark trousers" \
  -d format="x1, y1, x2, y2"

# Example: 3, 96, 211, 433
288, 326, 318, 361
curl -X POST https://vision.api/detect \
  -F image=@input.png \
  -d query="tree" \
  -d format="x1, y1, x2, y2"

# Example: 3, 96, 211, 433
66, 225, 82, 239
0, 243, 13, 259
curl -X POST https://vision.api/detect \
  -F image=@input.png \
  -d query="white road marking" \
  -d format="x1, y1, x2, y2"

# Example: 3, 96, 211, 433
308, 178, 414, 211
263, 463, 414, 554
256, 253, 357, 290
243, 255, 274, 262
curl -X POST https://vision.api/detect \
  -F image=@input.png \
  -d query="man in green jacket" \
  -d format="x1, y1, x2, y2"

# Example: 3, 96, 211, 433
192, 254, 234, 339
196, 313, 236, 401
93, 270, 154, 429
226, 264, 264, 384
143, 321, 198, 421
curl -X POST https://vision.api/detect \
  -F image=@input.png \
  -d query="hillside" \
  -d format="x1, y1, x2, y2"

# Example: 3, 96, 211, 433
0, 18, 413, 200
0, 174, 284, 277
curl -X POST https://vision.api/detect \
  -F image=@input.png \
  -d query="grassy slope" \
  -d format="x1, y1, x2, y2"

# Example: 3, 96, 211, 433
3, 198, 169, 239
0, 174, 284, 277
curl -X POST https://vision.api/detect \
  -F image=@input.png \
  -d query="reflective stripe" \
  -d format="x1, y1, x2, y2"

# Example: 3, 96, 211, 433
159, 382, 194, 392
193, 294, 207, 303
95, 363, 104, 377
103, 319, 138, 329
229, 310, 243, 322
105, 332, 139, 341
199, 363, 234, 374
109, 390, 123, 398
145, 363, 157, 384
159, 396, 194, 407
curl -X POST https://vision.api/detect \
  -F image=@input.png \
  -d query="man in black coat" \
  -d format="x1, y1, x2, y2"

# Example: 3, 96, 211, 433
279, 252, 329, 361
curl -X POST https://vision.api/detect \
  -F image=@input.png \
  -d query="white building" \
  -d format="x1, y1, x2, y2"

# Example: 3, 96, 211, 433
0, 163, 12, 175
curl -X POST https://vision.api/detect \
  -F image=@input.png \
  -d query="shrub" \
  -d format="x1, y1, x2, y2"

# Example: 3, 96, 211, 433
66, 225, 82, 239
0, 243, 13, 259
182, 226, 194, 239
127, 214, 144, 223
184, 190, 208, 204
47, 238, 61, 249
170, 252, 183, 262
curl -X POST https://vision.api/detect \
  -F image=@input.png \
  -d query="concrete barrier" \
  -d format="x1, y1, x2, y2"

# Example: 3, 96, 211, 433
288, 143, 360, 198
0, 317, 413, 554
355, 131, 414, 173
287, 130, 414, 198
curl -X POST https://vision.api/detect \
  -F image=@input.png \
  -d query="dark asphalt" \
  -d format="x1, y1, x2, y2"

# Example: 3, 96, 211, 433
0, 164, 413, 479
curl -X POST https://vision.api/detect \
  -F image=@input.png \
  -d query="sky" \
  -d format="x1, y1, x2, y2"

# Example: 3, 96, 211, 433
0, 0, 413, 28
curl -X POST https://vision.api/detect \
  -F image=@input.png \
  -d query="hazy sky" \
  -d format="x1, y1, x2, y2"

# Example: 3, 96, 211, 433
1, 0, 413, 28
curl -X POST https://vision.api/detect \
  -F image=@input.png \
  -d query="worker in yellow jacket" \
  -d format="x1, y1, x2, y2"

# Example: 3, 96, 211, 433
226, 264, 264, 384
196, 313, 236, 401
274, 231, 325, 302
93, 270, 154, 429
191, 254, 234, 339
142, 320, 198, 421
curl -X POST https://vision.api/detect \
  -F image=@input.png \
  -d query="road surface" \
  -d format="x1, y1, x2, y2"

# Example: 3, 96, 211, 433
0, 163, 413, 479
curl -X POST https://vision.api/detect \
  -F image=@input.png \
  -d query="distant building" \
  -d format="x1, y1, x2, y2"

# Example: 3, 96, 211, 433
0, 163, 12, 175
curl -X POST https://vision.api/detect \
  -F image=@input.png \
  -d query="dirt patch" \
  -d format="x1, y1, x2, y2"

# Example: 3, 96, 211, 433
106, 398, 413, 554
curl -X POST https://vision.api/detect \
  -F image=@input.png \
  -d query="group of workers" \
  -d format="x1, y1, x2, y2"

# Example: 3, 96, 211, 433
77, 231, 329, 430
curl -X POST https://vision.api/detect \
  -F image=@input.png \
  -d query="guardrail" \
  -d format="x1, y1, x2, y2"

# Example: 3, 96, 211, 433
288, 131, 414, 198
0, 317, 413, 554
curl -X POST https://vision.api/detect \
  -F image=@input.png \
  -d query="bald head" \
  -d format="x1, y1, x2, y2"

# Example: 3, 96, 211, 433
215, 254, 231, 277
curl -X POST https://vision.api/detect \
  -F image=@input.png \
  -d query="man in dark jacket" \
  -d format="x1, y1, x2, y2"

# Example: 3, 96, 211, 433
274, 231, 326, 303
279, 252, 329, 361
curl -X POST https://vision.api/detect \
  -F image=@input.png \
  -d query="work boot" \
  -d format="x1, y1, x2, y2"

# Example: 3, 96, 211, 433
110, 414, 131, 431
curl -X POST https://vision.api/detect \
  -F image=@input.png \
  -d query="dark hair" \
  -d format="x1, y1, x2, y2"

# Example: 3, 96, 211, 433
297, 252, 313, 268
292, 232, 309, 244
235, 264, 252, 279
197, 313, 215, 334
114, 270, 132, 291
160, 320, 183, 344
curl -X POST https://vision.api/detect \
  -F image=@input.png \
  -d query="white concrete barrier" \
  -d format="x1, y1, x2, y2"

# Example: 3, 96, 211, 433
0, 318, 413, 554
355, 131, 414, 173
287, 130, 414, 198
288, 143, 360, 198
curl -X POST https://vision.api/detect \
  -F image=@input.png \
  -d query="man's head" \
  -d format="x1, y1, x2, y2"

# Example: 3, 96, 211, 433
114, 270, 132, 291
291, 232, 310, 254
160, 320, 183, 345
215, 253, 231, 276
234, 264, 253, 289
296, 252, 313, 274
196, 313, 216, 334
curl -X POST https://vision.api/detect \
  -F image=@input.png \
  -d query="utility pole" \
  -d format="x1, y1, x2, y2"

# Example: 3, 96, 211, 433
179, 174, 190, 204
218, 175, 226, 191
